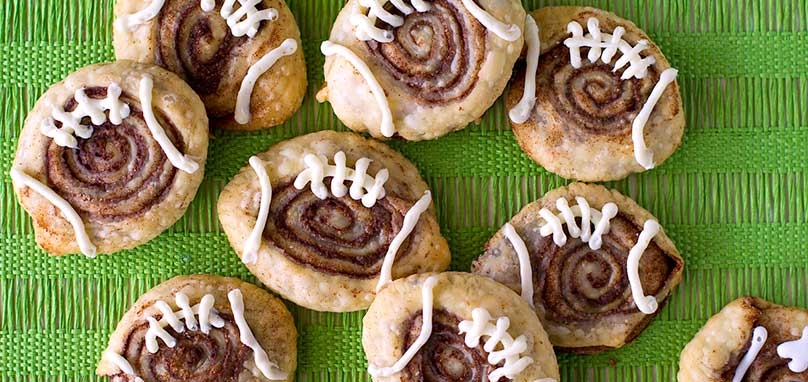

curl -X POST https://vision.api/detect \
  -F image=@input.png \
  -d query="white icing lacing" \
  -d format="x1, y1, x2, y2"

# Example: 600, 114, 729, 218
200, 0, 215, 11
459, 0, 521, 41
777, 326, 808, 373
502, 223, 534, 307
41, 83, 131, 148
293, 151, 389, 208
103, 350, 144, 382
733, 326, 768, 382
368, 275, 438, 377
375, 191, 432, 292
228, 289, 287, 380
626, 219, 660, 314
9, 168, 97, 257
350, 0, 431, 43
632, 67, 678, 170
458, 308, 534, 381
509, 15, 540, 124
139, 75, 200, 174
145, 292, 225, 353
235, 38, 297, 124
243, 156, 272, 264
219, 0, 278, 38
564, 18, 655, 80
538, 197, 618, 250
321, 41, 395, 137
114, 0, 166, 31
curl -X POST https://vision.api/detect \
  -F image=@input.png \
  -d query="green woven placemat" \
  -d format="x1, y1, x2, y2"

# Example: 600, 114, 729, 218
1, 0, 807, 380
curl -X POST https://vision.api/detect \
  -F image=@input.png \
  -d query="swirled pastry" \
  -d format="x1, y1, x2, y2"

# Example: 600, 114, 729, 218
679, 297, 808, 382
472, 183, 684, 353
11, 61, 208, 257
97, 274, 297, 382
506, 7, 684, 181
318, 0, 526, 141
363, 272, 559, 382
114, 0, 307, 130
217, 131, 451, 312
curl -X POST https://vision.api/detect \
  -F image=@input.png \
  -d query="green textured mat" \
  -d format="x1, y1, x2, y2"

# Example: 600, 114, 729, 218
1, 0, 808, 381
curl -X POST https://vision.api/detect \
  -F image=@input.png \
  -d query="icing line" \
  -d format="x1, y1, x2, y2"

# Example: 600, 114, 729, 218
502, 223, 534, 307
632, 67, 678, 170
243, 156, 272, 264
733, 326, 768, 382
294, 151, 389, 208
144, 292, 225, 353
375, 191, 432, 292
627, 219, 660, 314
459, 0, 521, 41
235, 38, 297, 124
564, 18, 655, 80
104, 351, 144, 382
509, 15, 540, 124
114, 0, 166, 31
776, 326, 808, 373
351, 0, 430, 42
42, 83, 131, 148
228, 289, 287, 380
538, 197, 618, 250
221, 0, 278, 38
458, 308, 534, 381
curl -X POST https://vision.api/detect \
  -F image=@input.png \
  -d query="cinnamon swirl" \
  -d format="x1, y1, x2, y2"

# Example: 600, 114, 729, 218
11, 61, 208, 256
217, 131, 450, 312
96, 274, 297, 382
113, 0, 307, 130
318, 0, 526, 141
506, 7, 685, 181
679, 297, 808, 382
472, 183, 684, 353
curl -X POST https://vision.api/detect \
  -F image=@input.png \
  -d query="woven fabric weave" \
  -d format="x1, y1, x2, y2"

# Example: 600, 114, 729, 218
1, 0, 807, 381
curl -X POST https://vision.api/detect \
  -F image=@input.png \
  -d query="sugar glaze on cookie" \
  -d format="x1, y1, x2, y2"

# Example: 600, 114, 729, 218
458, 308, 534, 380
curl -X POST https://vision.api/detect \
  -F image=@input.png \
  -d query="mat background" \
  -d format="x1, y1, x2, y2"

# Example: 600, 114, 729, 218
2, 0, 808, 380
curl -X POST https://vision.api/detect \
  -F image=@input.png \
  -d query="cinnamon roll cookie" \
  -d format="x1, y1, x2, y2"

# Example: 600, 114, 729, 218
363, 272, 560, 382
113, 0, 307, 130
679, 297, 808, 382
317, 0, 526, 141
217, 131, 451, 312
507, 7, 685, 181
472, 183, 684, 353
10, 61, 208, 257
97, 275, 296, 382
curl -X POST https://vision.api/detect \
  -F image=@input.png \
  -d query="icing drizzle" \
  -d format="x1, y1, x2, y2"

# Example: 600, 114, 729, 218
235, 38, 298, 124
632, 68, 678, 169
321, 41, 395, 137
733, 326, 768, 382
458, 308, 534, 381
351, 0, 431, 43
459, 0, 521, 41
293, 151, 389, 208
539, 197, 618, 250
104, 350, 144, 382
375, 191, 433, 292
626, 219, 660, 314
509, 15, 540, 124
368, 275, 438, 377
139, 75, 200, 174
564, 18, 654, 80
228, 289, 287, 380
502, 223, 534, 307
42, 83, 131, 148
114, 0, 167, 31
219, 0, 278, 38
243, 156, 272, 264
9, 168, 97, 257
777, 326, 808, 373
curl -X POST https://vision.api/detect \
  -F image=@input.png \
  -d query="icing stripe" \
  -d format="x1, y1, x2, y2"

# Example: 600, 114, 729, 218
509, 15, 540, 124
200, 0, 215, 11
175, 292, 199, 331
104, 351, 144, 382
459, 0, 521, 41
228, 289, 287, 380
733, 326, 768, 382
321, 41, 395, 137
139, 75, 200, 174
243, 156, 272, 264
368, 275, 438, 377
146, 316, 177, 352
564, 18, 655, 80
197, 294, 217, 334
42, 83, 131, 148
221, 0, 278, 38
9, 168, 97, 257
632, 68, 678, 169
627, 219, 660, 314
351, 0, 430, 42
114, 0, 166, 31
293, 151, 389, 208
502, 223, 534, 307
235, 38, 297, 124
458, 308, 534, 381
375, 191, 432, 292
538, 198, 618, 250
777, 326, 808, 373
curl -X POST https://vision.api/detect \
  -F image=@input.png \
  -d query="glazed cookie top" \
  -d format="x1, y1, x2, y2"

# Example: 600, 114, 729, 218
363, 272, 560, 382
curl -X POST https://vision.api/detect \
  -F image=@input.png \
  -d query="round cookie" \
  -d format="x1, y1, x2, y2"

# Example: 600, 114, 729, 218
97, 275, 297, 382
318, 0, 526, 141
11, 60, 208, 257
114, 0, 307, 130
363, 272, 560, 382
506, 7, 685, 181
679, 297, 808, 382
473, 183, 684, 353
217, 131, 451, 312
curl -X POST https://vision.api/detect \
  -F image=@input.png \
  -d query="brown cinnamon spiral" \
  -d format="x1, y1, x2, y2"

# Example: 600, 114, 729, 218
402, 309, 498, 382
536, 214, 676, 323
539, 43, 659, 135
111, 314, 251, 382
44, 87, 182, 222
263, 180, 413, 278
722, 333, 808, 382
364, 0, 486, 104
